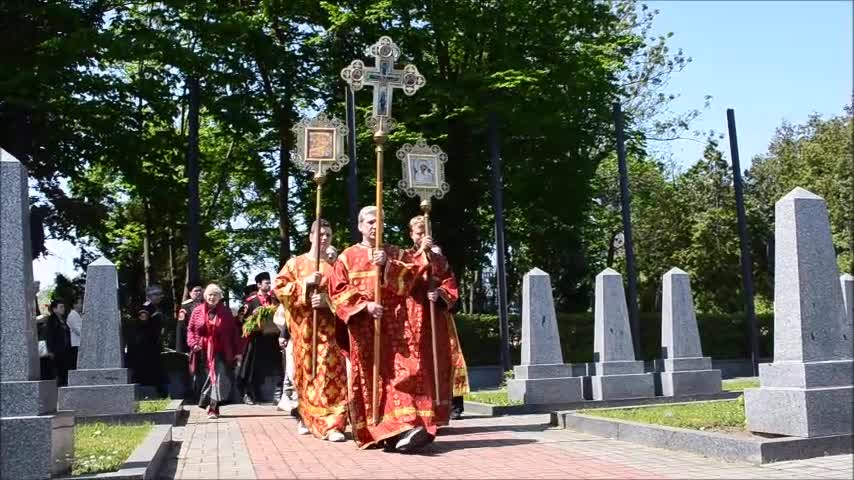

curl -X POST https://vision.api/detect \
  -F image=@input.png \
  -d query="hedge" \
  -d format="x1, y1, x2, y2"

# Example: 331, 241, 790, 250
454, 312, 774, 366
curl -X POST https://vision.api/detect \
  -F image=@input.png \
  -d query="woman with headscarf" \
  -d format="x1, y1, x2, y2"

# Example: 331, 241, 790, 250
187, 284, 243, 419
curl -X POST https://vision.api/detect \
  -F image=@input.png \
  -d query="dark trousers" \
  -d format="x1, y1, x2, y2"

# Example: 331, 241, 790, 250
236, 334, 283, 401
54, 352, 71, 387
452, 396, 464, 413
70, 347, 79, 370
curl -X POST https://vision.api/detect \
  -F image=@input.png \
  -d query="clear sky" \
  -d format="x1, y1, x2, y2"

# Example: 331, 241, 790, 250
31, 0, 854, 289
647, 0, 852, 168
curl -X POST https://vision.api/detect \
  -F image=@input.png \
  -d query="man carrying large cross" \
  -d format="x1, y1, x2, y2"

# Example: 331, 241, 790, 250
328, 206, 436, 451
273, 219, 348, 442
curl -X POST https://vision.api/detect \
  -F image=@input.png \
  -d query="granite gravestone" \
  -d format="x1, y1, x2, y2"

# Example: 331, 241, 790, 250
659, 268, 721, 396
590, 268, 654, 400
59, 257, 136, 415
842, 274, 853, 327
507, 268, 583, 404
745, 188, 853, 437
1, 149, 74, 479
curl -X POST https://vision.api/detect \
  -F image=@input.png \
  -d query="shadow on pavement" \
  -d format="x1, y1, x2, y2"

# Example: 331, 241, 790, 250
416, 438, 539, 455
437, 423, 551, 436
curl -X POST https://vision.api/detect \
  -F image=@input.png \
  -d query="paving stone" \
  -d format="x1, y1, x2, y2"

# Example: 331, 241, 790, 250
163, 404, 854, 480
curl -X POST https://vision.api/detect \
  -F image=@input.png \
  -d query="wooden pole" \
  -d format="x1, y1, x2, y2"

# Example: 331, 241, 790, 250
421, 201, 441, 404
613, 103, 641, 358
310, 174, 325, 380
726, 109, 760, 376
488, 113, 511, 372
372, 131, 386, 426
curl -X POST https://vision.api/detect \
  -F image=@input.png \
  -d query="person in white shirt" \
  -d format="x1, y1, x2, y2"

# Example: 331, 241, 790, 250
67, 298, 83, 369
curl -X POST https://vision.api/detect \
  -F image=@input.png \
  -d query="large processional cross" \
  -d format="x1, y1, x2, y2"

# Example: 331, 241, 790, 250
341, 36, 426, 135
340, 36, 426, 426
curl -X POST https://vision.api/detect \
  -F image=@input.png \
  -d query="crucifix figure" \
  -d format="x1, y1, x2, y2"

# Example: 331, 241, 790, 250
338, 36, 428, 431
340, 36, 426, 134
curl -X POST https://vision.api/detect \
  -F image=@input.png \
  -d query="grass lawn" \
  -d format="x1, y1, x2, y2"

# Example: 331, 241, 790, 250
135, 398, 172, 413
722, 377, 759, 392
579, 399, 745, 432
72, 422, 153, 475
464, 389, 522, 406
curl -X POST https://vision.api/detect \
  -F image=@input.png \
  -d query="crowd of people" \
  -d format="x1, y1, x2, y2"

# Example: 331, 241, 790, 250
34, 206, 468, 454
185, 207, 470, 453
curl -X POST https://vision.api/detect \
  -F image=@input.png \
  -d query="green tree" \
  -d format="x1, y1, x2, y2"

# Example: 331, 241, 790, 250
672, 141, 742, 313
2, 0, 699, 319
746, 108, 853, 277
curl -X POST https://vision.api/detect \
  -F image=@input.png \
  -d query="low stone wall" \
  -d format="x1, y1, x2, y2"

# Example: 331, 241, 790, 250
76, 400, 183, 426
465, 391, 740, 416
469, 359, 769, 392
59, 424, 173, 480
554, 405, 853, 464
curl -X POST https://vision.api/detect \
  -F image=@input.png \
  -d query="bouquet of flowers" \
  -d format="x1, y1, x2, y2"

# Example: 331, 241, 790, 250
241, 304, 278, 337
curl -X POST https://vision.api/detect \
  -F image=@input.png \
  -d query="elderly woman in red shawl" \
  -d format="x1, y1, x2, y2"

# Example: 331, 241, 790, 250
187, 284, 243, 419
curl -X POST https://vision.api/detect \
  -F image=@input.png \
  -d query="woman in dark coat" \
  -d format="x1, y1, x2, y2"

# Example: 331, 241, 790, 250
187, 284, 243, 419
45, 298, 72, 386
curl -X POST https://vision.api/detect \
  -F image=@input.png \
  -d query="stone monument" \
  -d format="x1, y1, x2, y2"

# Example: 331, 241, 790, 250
508, 268, 583, 404
590, 268, 655, 400
59, 257, 136, 415
1, 149, 74, 479
745, 188, 853, 437
842, 274, 853, 326
659, 268, 722, 396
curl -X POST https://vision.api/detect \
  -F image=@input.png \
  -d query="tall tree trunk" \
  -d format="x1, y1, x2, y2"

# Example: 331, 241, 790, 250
168, 227, 178, 302
186, 76, 201, 286
277, 128, 290, 267
606, 230, 620, 268
142, 199, 152, 287
469, 269, 479, 314
254, 55, 291, 268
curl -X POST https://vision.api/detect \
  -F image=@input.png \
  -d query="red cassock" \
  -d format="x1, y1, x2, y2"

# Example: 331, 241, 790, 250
328, 243, 431, 448
402, 248, 470, 426
274, 254, 348, 439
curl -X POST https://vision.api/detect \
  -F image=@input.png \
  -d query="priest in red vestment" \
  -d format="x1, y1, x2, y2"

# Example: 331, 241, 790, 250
329, 206, 434, 452
273, 219, 348, 442
403, 216, 470, 426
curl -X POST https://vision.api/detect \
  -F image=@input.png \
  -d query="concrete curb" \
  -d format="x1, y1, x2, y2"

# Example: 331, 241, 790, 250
554, 407, 853, 464
465, 391, 741, 416
77, 400, 184, 426
59, 423, 173, 479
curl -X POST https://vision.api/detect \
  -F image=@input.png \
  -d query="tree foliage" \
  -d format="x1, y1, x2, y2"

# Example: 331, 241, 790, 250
2, 0, 719, 322
746, 108, 853, 277
586, 108, 852, 316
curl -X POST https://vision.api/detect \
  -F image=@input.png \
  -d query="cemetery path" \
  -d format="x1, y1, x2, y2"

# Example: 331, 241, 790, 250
160, 405, 852, 479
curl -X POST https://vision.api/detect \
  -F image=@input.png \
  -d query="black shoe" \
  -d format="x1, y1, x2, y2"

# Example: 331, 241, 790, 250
451, 409, 463, 420
380, 437, 398, 452
243, 393, 255, 405
395, 427, 433, 453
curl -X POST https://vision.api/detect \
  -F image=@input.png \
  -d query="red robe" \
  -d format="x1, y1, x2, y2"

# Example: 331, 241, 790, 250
274, 253, 348, 438
328, 243, 430, 448
186, 302, 243, 382
403, 248, 470, 426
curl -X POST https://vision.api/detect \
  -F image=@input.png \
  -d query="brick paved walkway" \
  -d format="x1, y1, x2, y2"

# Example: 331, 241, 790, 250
160, 404, 852, 479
